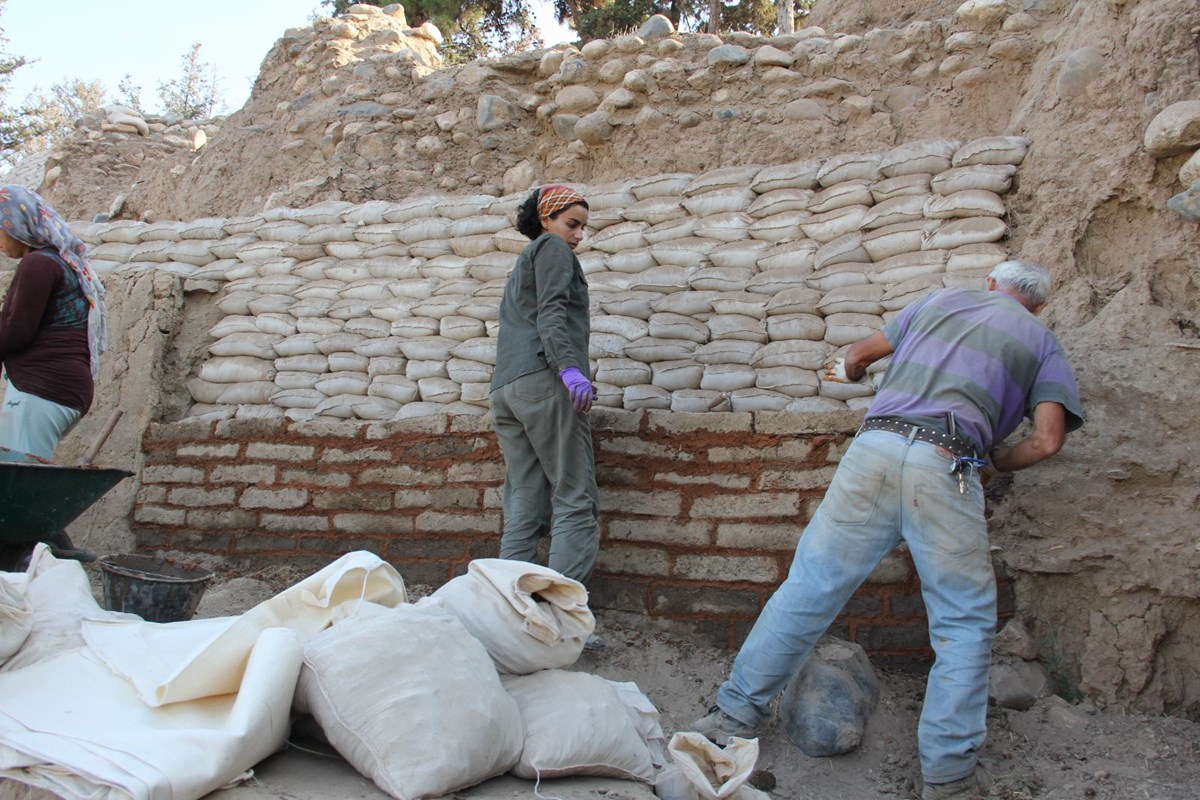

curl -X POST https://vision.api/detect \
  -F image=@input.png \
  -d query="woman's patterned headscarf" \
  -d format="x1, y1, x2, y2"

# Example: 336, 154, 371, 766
537, 185, 586, 227
0, 185, 108, 378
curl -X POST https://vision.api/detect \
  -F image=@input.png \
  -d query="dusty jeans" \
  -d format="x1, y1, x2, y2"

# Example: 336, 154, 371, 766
716, 429, 995, 785
490, 367, 599, 584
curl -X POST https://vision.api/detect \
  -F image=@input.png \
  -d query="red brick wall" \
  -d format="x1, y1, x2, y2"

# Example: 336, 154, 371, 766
134, 409, 1012, 660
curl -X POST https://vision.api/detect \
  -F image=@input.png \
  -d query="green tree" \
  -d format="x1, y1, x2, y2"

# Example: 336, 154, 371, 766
574, 0, 814, 40
18, 78, 107, 155
0, 0, 42, 167
157, 43, 222, 120
117, 73, 144, 114
323, 0, 550, 63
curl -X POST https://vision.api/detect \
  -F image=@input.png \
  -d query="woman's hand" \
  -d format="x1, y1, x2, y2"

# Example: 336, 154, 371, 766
559, 367, 595, 412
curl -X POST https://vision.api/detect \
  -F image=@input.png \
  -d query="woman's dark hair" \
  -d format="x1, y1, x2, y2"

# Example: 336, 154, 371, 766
514, 188, 590, 240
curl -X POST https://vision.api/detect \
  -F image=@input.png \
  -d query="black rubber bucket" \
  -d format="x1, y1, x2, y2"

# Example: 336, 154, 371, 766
99, 554, 214, 623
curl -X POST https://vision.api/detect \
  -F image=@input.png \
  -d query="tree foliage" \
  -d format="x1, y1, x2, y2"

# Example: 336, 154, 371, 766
574, 0, 812, 40
322, 0, 546, 63
18, 79, 107, 156
0, 0, 39, 167
156, 43, 222, 120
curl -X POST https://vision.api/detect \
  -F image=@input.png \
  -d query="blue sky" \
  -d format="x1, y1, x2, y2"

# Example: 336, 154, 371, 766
3, 0, 572, 115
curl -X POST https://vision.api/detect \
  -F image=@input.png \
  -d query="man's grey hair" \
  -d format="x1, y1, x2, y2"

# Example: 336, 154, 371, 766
988, 259, 1051, 306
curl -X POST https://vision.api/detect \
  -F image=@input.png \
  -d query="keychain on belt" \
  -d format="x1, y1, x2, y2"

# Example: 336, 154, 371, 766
944, 411, 987, 494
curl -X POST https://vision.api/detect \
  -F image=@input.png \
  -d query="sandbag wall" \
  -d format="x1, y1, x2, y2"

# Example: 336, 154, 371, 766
72, 135, 1026, 423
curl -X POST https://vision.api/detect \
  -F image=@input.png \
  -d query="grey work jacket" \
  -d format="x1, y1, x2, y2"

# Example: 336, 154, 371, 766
491, 233, 590, 392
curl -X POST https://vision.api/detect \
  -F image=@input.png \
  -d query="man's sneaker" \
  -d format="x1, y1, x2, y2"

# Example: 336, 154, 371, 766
921, 768, 991, 800
688, 705, 761, 745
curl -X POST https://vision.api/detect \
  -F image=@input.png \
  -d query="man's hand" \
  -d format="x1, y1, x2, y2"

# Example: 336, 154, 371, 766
820, 357, 858, 383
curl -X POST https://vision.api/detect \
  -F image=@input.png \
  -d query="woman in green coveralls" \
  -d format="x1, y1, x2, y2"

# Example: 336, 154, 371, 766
489, 185, 600, 595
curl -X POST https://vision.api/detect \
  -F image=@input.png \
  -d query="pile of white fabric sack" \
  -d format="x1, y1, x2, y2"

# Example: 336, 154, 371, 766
0, 548, 766, 800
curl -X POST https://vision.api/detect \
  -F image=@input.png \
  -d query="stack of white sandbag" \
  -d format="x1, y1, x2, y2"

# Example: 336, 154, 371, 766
295, 559, 665, 799
71, 136, 1025, 420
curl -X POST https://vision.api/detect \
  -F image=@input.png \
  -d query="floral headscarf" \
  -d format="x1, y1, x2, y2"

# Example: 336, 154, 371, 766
0, 185, 107, 378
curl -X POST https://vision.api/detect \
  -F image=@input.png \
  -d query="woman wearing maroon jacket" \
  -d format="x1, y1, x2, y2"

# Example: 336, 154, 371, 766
0, 185, 107, 462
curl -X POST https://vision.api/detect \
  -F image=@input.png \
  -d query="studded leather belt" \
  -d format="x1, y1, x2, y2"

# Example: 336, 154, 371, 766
857, 416, 980, 460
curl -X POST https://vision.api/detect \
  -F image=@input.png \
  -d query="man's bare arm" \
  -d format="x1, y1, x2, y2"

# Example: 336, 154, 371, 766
842, 332, 894, 382
990, 402, 1066, 472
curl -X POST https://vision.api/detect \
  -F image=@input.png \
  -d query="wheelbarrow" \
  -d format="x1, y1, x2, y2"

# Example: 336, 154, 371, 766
0, 411, 132, 570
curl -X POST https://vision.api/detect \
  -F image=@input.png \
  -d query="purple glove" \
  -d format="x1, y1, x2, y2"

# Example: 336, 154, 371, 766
559, 367, 594, 412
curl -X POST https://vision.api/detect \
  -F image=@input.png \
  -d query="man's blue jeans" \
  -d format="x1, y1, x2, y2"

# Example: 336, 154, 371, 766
716, 429, 996, 784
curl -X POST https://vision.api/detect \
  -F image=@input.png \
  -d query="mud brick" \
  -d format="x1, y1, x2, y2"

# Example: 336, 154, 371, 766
659, 472, 751, 489
709, 441, 813, 464
240, 487, 308, 510
364, 418, 448, 439
320, 447, 392, 463
650, 585, 763, 617
287, 420, 362, 440
888, 591, 927, 618
146, 419, 214, 444
169, 530, 232, 550
210, 464, 277, 484
415, 510, 499, 535
446, 461, 504, 483
597, 544, 670, 576
646, 410, 753, 435
854, 622, 931, 652
132, 528, 168, 549
387, 537, 474, 560
245, 443, 315, 461
596, 465, 641, 485
234, 534, 299, 553
599, 488, 682, 517
333, 513, 414, 535
281, 470, 352, 487
691, 493, 799, 519
867, 552, 913, 584
215, 419, 286, 439
137, 485, 167, 504
312, 488, 392, 511
141, 465, 205, 484
587, 576, 650, 614
754, 410, 862, 436
842, 592, 884, 618
134, 505, 186, 525
401, 437, 480, 461
300, 535, 383, 556
186, 509, 257, 529
176, 443, 240, 459
387, 559, 456, 587
673, 554, 780, 584
167, 487, 237, 507
760, 466, 837, 491
589, 407, 642, 434
715, 522, 799, 550
261, 514, 330, 532
448, 415, 494, 434
359, 465, 444, 486
599, 437, 695, 460
607, 519, 711, 547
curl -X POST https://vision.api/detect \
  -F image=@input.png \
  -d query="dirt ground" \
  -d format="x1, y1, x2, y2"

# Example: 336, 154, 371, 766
187, 576, 1200, 800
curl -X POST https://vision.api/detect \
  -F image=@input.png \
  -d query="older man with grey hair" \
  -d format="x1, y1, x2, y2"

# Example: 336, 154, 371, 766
689, 260, 1084, 800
